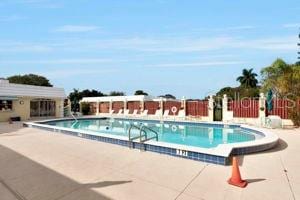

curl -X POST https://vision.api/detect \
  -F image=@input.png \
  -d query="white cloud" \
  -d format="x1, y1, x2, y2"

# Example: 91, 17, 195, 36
56, 36, 233, 52
0, 0, 64, 8
0, 15, 25, 22
19, 0, 46, 3
218, 25, 255, 31
0, 41, 52, 52
0, 35, 296, 54
150, 61, 245, 68
72, 35, 296, 52
36, 68, 117, 79
0, 58, 113, 65
283, 23, 300, 28
231, 36, 297, 50
54, 25, 100, 33
18, 0, 63, 8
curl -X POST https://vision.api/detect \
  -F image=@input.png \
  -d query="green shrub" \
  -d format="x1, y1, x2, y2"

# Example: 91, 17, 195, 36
81, 102, 90, 115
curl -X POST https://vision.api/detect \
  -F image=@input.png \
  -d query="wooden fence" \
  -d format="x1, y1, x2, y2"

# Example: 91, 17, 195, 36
186, 100, 208, 117
144, 101, 160, 115
86, 97, 300, 121
127, 101, 141, 114
163, 101, 182, 115
88, 102, 97, 114
99, 102, 109, 113
266, 99, 300, 119
228, 99, 259, 118
112, 101, 123, 113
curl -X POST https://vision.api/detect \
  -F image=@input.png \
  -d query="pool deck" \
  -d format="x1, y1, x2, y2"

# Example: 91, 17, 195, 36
0, 122, 299, 200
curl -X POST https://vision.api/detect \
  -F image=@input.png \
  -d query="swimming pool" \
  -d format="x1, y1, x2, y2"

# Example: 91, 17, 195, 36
25, 117, 279, 165
46, 118, 261, 148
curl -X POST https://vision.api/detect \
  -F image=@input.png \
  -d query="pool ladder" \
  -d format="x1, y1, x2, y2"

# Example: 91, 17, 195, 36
128, 123, 158, 150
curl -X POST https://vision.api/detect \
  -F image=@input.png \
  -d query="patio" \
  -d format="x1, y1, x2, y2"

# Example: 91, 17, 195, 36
0, 122, 299, 200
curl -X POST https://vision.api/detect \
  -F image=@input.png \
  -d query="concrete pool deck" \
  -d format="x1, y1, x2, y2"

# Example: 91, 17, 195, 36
0, 122, 299, 200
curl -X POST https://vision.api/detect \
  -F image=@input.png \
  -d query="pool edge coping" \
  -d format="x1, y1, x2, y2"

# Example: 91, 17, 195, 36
24, 117, 279, 159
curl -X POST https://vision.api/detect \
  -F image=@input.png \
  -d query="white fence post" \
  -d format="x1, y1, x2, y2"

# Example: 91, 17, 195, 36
208, 95, 214, 121
96, 101, 99, 115
222, 94, 228, 122
141, 99, 144, 111
181, 96, 186, 116
109, 100, 112, 113
123, 99, 127, 115
259, 93, 266, 126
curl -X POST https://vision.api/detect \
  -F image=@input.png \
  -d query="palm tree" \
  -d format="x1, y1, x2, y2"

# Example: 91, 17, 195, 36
236, 68, 258, 88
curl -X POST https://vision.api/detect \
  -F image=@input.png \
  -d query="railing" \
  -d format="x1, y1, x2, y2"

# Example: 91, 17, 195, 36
140, 125, 158, 141
128, 123, 158, 149
64, 105, 78, 122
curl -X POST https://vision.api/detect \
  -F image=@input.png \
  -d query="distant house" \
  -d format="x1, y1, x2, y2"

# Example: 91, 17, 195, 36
0, 78, 66, 122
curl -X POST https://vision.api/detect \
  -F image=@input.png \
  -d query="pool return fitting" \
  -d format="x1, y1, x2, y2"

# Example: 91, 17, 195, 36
227, 156, 248, 188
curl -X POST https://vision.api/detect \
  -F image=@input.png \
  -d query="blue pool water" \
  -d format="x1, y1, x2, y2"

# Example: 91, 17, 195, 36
45, 118, 262, 148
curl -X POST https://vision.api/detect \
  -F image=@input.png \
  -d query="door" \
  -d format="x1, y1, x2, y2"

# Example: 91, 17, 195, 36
30, 99, 56, 117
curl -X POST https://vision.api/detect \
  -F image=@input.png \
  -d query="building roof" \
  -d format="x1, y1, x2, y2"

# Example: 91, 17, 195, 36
0, 79, 66, 99
81, 95, 153, 102
81, 95, 180, 102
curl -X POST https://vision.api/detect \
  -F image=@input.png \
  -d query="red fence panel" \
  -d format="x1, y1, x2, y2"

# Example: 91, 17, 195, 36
127, 101, 141, 114
228, 99, 259, 118
99, 102, 109, 113
144, 101, 160, 115
186, 100, 208, 117
88, 102, 97, 114
112, 101, 124, 113
163, 101, 182, 115
266, 99, 294, 119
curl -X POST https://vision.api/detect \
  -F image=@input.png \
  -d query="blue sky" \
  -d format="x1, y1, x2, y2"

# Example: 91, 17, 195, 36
1, 0, 299, 98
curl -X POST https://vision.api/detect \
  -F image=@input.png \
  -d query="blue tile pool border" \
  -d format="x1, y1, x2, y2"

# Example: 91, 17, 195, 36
24, 122, 230, 165
25, 117, 278, 166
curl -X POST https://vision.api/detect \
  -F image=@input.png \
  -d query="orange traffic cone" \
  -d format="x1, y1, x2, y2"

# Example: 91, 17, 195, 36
228, 156, 247, 188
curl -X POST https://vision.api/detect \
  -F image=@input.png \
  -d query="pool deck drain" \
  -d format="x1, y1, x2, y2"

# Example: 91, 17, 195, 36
0, 122, 299, 200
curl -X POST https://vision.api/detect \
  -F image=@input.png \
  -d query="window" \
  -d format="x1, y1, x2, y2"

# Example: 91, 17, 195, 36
0, 100, 13, 111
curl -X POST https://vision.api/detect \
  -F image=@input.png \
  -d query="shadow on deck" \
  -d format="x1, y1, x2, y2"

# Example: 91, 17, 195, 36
0, 144, 131, 200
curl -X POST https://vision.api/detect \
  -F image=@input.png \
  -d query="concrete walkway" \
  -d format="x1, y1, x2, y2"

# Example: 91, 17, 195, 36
0, 122, 299, 200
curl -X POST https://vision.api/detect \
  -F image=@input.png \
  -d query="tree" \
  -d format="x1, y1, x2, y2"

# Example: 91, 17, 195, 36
215, 86, 260, 100
236, 68, 258, 88
69, 89, 82, 112
7, 74, 52, 87
261, 59, 300, 126
261, 58, 293, 95
109, 91, 125, 96
134, 90, 148, 95
159, 94, 176, 99
81, 89, 105, 97
68, 89, 106, 112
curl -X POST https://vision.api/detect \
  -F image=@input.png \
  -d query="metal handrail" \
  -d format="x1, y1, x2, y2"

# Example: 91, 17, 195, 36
64, 105, 78, 122
128, 123, 158, 142
140, 125, 158, 141
70, 112, 78, 122
128, 124, 145, 141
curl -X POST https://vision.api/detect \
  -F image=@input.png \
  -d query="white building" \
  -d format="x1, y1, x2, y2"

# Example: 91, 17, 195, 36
0, 79, 66, 122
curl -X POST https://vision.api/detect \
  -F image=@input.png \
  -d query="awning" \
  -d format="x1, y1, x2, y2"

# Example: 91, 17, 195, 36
0, 96, 19, 100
